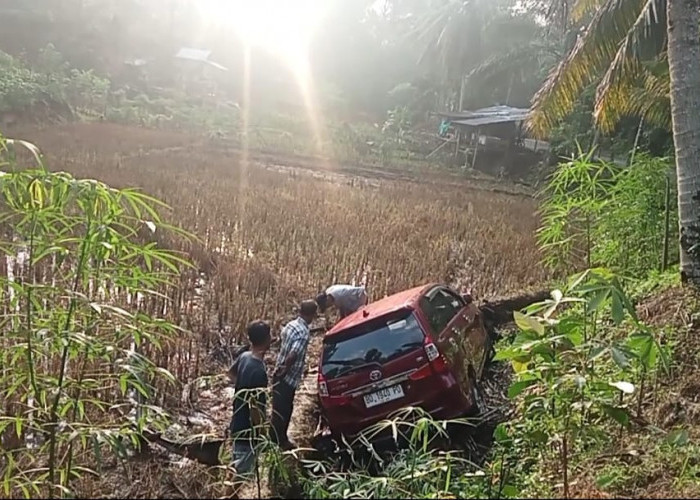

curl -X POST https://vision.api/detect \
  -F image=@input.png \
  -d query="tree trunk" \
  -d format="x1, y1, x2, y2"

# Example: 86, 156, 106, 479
667, 0, 700, 286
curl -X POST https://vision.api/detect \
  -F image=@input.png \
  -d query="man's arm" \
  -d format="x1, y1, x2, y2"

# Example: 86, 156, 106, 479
274, 327, 302, 377
227, 358, 239, 385
280, 349, 298, 375
249, 370, 268, 427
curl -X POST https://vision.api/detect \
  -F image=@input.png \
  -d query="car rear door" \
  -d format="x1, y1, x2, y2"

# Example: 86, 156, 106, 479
320, 310, 429, 433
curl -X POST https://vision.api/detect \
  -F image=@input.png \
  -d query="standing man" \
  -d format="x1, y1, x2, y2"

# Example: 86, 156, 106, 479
230, 321, 272, 476
271, 300, 318, 450
315, 284, 368, 319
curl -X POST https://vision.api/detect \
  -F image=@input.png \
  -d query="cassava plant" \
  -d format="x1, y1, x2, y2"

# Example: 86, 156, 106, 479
538, 148, 677, 277
495, 268, 669, 498
0, 136, 190, 498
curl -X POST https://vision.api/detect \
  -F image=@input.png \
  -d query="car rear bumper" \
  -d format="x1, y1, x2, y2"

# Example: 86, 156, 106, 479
322, 377, 470, 441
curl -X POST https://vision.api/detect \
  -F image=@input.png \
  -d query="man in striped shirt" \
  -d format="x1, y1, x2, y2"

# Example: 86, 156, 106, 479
270, 299, 318, 450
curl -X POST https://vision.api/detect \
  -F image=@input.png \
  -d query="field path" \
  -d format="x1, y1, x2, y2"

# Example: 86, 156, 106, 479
8, 122, 535, 199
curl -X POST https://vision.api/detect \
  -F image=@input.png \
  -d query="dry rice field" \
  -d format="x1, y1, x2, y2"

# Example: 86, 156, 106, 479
12, 122, 548, 374
7, 122, 548, 497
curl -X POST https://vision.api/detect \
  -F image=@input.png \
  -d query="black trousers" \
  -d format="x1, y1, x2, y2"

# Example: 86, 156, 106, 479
271, 378, 296, 448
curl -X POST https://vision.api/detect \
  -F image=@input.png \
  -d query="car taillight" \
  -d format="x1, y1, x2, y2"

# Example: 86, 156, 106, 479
424, 341, 440, 361
430, 354, 449, 373
318, 372, 329, 397
318, 372, 350, 406
410, 337, 449, 381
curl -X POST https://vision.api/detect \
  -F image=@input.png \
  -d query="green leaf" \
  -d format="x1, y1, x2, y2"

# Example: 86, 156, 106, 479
611, 290, 624, 325
611, 346, 629, 369
596, 472, 617, 488
586, 288, 610, 315
14, 417, 22, 438
602, 404, 630, 427
501, 485, 519, 498
627, 332, 657, 369
494, 423, 510, 443
511, 359, 529, 374
665, 429, 689, 447
588, 346, 608, 361
508, 379, 537, 398
513, 311, 545, 336
527, 430, 548, 444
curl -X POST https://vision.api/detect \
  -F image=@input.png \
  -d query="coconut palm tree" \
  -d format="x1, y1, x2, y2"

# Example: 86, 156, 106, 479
412, 0, 554, 110
530, 0, 700, 286
666, 0, 700, 286
411, 0, 487, 109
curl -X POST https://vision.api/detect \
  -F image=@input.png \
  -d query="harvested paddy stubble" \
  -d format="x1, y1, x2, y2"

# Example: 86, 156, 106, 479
22, 124, 546, 376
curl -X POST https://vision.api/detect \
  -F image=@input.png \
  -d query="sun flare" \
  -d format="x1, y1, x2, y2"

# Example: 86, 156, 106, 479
198, 0, 326, 61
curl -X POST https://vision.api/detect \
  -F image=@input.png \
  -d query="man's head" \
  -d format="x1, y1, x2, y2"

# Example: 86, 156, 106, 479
247, 320, 272, 351
315, 292, 330, 313
299, 299, 318, 322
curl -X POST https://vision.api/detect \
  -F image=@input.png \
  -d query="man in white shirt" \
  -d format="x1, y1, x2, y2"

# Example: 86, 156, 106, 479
315, 284, 368, 319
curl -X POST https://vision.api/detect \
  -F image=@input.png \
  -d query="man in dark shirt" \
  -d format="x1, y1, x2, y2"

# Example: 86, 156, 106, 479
230, 320, 271, 476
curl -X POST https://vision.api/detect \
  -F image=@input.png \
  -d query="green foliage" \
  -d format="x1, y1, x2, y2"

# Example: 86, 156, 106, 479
538, 149, 677, 276
494, 268, 671, 497
0, 136, 190, 497
596, 153, 678, 272
0, 45, 110, 119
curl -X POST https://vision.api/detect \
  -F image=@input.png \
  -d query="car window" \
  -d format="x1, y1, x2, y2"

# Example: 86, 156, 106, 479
321, 311, 425, 380
419, 287, 464, 335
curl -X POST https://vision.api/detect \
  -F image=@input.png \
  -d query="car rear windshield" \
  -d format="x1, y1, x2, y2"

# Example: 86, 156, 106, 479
321, 311, 425, 380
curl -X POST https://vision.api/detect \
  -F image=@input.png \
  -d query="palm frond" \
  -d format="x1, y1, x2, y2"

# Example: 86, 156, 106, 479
594, 57, 670, 131
594, 0, 667, 131
571, 0, 607, 22
527, 0, 657, 138
466, 41, 554, 88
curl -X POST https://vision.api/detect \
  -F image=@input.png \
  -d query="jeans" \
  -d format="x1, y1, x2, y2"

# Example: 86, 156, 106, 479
232, 440, 255, 476
271, 378, 296, 449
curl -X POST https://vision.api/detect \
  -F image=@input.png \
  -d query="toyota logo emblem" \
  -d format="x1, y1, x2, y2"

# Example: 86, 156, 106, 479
369, 370, 382, 381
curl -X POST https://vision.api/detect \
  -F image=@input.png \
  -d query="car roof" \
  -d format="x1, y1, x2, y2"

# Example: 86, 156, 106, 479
325, 283, 437, 337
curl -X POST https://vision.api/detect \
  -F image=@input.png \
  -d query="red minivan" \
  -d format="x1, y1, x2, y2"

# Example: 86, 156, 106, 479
316, 283, 493, 440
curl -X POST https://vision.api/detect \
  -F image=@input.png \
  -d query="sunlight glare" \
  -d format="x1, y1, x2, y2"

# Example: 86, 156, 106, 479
199, 0, 326, 60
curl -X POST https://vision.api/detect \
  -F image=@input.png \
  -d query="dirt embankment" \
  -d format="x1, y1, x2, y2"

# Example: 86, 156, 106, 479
570, 285, 700, 499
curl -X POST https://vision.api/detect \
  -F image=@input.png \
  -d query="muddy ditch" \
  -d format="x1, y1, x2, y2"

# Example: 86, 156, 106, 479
127, 284, 550, 500
136, 295, 540, 496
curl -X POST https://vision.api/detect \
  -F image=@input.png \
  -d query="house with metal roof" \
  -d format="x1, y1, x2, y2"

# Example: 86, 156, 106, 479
174, 47, 228, 96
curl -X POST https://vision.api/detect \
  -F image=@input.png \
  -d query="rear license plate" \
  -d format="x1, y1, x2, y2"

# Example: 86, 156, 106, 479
363, 385, 404, 408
